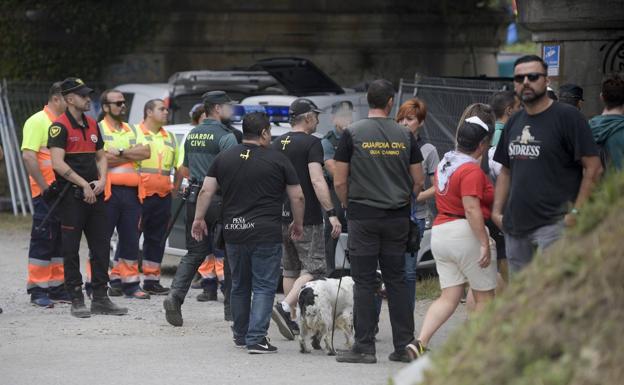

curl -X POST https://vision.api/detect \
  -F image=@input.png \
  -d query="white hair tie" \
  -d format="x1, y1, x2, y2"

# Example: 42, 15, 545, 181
465, 116, 489, 132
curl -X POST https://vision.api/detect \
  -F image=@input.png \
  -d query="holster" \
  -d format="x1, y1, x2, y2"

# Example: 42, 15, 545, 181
42, 181, 60, 204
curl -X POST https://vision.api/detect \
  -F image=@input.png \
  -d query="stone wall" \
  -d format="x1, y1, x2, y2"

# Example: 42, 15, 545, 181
102, 1, 509, 87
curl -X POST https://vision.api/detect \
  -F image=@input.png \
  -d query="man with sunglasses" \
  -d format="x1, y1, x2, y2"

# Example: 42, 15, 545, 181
98, 89, 151, 299
48, 78, 128, 318
492, 55, 603, 275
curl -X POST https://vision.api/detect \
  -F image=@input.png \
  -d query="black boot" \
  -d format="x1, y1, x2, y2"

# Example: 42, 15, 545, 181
197, 289, 218, 302
69, 287, 91, 318
91, 289, 128, 316
163, 294, 183, 326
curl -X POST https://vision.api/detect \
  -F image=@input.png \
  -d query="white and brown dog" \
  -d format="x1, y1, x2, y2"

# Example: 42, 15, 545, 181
296, 277, 355, 355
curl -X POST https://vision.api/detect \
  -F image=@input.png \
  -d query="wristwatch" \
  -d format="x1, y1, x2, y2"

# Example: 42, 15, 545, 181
119, 148, 124, 157
326, 208, 337, 217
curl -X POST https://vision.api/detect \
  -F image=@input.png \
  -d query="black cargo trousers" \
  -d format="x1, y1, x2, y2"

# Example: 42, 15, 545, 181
347, 215, 415, 354
59, 187, 109, 298
170, 196, 230, 309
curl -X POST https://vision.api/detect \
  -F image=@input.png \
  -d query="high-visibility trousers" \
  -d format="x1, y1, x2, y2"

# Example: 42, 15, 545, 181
140, 193, 171, 283
27, 197, 64, 296
107, 185, 142, 293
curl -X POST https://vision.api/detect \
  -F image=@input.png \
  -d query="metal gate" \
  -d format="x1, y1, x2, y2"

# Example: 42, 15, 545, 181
396, 76, 513, 157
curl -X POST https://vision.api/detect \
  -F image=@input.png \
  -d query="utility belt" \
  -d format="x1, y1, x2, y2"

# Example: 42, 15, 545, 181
185, 179, 223, 205
44, 181, 101, 202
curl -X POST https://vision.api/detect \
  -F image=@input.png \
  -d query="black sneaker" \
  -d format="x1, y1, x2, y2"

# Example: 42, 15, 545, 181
197, 290, 218, 302
234, 337, 246, 349
143, 282, 170, 296
271, 303, 295, 340
336, 350, 377, 364
247, 337, 277, 354
405, 340, 428, 361
49, 290, 72, 304
163, 295, 183, 327
91, 296, 128, 316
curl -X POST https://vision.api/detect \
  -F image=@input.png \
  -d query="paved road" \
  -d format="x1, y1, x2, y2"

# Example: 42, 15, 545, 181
0, 221, 465, 385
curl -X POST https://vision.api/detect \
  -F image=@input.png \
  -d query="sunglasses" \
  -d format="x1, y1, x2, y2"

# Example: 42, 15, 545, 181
513, 73, 547, 83
105, 101, 126, 107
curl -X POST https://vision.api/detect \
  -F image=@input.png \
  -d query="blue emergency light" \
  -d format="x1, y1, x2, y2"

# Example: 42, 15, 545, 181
231, 105, 290, 123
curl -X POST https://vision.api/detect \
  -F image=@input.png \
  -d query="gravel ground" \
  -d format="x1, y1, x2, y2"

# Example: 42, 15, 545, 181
0, 221, 466, 385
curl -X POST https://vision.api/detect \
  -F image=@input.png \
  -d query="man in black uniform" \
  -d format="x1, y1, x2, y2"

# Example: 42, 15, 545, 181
48, 78, 127, 318
321, 100, 353, 276
164, 91, 238, 326
334, 79, 424, 363
191, 112, 305, 354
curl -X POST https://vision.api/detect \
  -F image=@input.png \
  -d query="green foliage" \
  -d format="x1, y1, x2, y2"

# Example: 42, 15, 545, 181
0, 0, 157, 80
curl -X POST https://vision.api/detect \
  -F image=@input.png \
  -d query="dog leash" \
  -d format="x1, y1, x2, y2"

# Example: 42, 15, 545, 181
330, 234, 349, 353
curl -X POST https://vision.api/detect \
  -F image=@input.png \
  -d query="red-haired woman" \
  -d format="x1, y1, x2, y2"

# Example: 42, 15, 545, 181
396, 98, 439, 311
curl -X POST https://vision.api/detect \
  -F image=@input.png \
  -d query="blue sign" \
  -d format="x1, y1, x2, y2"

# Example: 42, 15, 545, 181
543, 45, 560, 76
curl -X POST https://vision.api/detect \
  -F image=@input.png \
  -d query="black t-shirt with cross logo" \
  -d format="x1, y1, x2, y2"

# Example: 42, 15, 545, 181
207, 143, 299, 244
493, 102, 599, 235
272, 131, 325, 225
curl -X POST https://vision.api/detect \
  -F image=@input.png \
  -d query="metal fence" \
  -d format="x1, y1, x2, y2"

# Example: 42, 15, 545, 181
395, 76, 513, 157
4, 80, 107, 143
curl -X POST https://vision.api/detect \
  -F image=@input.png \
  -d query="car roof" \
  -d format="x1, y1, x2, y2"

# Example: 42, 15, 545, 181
115, 83, 169, 95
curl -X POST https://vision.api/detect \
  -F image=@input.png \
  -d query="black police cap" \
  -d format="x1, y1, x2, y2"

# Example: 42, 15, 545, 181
202, 90, 234, 105
60, 77, 93, 96
289, 98, 322, 117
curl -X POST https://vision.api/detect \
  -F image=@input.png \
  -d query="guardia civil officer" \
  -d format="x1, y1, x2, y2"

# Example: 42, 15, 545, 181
163, 91, 238, 326
48, 78, 128, 318
333, 79, 424, 363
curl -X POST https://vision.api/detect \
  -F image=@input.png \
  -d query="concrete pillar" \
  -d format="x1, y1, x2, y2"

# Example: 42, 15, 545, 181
517, 0, 624, 117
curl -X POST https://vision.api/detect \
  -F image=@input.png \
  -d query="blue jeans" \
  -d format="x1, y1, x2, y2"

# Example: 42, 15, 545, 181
405, 218, 426, 312
226, 242, 282, 346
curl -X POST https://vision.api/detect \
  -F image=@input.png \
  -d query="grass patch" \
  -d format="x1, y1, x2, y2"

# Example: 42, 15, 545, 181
416, 273, 441, 301
0, 212, 31, 232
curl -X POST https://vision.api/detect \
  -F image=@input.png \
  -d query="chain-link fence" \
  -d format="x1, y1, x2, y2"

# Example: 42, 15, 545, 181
396, 76, 513, 157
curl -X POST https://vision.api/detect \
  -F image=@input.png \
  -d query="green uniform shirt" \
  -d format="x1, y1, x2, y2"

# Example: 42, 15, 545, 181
183, 118, 237, 182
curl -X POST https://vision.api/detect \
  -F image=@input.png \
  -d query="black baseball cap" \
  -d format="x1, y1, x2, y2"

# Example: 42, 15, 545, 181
60, 77, 93, 96
559, 84, 584, 101
202, 90, 234, 105
331, 100, 354, 114
289, 98, 322, 117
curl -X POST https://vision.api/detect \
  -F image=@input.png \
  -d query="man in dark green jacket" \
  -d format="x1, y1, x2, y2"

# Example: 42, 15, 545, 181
590, 73, 624, 170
